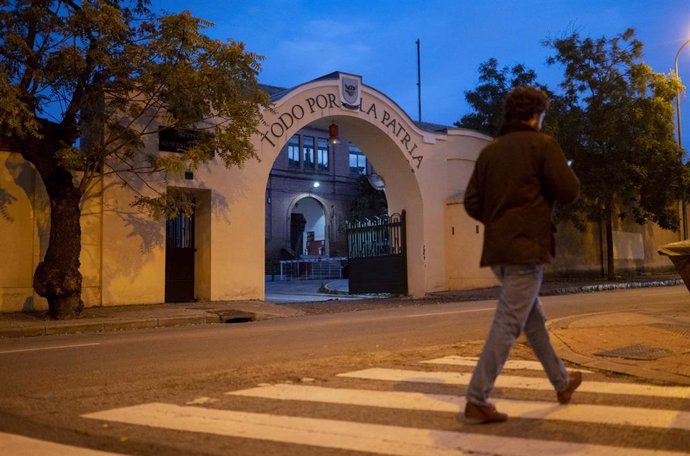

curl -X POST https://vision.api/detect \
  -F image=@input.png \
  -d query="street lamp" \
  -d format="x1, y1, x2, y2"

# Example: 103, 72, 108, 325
674, 39, 690, 240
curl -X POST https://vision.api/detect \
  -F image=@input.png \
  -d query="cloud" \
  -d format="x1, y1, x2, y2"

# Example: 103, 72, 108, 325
302, 19, 368, 39
263, 19, 374, 81
279, 39, 371, 68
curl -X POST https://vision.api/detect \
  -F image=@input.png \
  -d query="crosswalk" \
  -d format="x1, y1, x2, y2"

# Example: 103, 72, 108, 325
81, 402, 690, 456
82, 355, 690, 455
8, 355, 689, 455
227, 383, 690, 430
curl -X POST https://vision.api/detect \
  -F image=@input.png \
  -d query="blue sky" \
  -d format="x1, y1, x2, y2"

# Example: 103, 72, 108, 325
156, 0, 690, 143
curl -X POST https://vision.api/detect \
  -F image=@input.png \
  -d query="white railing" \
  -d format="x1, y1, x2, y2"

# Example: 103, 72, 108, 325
278, 257, 347, 281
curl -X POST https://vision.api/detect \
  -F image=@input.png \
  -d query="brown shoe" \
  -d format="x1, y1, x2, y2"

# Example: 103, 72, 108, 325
557, 371, 583, 404
464, 401, 508, 424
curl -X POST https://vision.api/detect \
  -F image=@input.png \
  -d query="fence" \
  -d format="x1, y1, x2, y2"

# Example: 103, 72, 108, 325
271, 257, 348, 281
346, 213, 405, 258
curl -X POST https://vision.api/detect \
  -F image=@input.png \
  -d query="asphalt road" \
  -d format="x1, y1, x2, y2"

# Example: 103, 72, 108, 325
0, 287, 688, 455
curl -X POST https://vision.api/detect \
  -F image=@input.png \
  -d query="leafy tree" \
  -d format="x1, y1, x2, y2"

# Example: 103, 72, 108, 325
455, 58, 548, 136
349, 175, 388, 220
546, 28, 685, 279
0, 1, 269, 318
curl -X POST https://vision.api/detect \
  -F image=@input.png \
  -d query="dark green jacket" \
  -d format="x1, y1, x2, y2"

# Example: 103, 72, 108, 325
464, 122, 580, 267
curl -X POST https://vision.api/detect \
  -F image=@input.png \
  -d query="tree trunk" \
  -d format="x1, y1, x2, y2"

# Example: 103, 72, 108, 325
598, 221, 606, 278
32, 167, 83, 319
604, 205, 616, 281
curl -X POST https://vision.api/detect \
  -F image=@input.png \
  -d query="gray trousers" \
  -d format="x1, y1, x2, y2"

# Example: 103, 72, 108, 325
466, 263, 569, 406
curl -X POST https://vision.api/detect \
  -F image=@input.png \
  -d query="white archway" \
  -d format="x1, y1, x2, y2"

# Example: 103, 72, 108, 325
253, 74, 431, 297
187, 71, 492, 302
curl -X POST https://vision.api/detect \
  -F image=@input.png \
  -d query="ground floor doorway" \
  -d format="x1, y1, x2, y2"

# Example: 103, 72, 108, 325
165, 206, 195, 302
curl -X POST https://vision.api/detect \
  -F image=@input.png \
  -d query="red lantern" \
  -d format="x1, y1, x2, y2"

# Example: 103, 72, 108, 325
328, 122, 340, 145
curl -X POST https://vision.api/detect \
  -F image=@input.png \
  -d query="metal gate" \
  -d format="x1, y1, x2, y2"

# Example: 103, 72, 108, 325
346, 211, 407, 294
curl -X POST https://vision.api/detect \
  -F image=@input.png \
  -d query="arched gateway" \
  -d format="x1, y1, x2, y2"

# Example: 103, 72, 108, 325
0, 72, 496, 311
190, 71, 496, 301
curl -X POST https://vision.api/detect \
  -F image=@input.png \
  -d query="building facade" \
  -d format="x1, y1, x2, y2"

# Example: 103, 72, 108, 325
0, 72, 682, 313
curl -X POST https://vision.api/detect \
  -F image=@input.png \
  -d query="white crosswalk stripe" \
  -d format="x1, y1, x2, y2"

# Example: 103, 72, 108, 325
337, 368, 690, 398
81, 357, 690, 456
421, 355, 594, 373
226, 383, 690, 431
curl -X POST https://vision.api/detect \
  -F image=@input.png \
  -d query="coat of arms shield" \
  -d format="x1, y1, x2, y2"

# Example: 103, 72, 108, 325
339, 74, 361, 109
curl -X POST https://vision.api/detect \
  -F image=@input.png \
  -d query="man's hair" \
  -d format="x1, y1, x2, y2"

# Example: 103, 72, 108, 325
503, 86, 549, 123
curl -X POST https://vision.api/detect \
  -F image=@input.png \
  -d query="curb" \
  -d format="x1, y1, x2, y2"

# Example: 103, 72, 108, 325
0, 315, 221, 339
0, 304, 299, 339
427, 278, 685, 301
543, 279, 684, 296
322, 282, 348, 295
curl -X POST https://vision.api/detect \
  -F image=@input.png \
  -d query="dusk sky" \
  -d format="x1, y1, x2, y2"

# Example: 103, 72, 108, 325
157, 0, 690, 147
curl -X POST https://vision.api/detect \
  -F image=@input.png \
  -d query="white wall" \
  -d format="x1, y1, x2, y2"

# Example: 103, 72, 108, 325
295, 197, 325, 241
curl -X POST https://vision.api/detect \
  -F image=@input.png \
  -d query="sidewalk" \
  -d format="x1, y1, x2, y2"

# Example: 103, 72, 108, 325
0, 300, 304, 339
1, 276, 688, 385
432, 275, 690, 386
548, 305, 690, 386
0, 280, 351, 338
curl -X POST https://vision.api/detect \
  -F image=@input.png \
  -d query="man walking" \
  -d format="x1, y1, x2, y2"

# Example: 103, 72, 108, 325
463, 86, 582, 424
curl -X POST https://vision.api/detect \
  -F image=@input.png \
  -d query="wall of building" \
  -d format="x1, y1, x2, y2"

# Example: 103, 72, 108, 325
445, 201, 498, 290
0, 72, 685, 312
549, 206, 681, 277
442, 129, 498, 290
99, 165, 166, 305
0, 151, 103, 312
0, 151, 46, 312
447, 196, 680, 284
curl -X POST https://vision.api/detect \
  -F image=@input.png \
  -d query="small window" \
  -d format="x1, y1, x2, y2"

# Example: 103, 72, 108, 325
288, 135, 300, 169
349, 144, 367, 176
317, 138, 329, 172
303, 136, 315, 171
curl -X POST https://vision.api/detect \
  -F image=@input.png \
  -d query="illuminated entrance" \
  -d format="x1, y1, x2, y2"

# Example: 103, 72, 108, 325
247, 71, 494, 299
